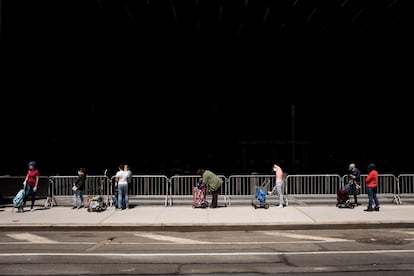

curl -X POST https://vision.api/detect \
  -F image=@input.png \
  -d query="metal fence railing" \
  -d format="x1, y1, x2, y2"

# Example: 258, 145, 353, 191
1, 173, 413, 207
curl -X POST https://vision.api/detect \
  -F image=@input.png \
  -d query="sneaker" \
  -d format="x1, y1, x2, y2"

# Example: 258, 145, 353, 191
374, 206, 380, 211
364, 208, 373, 212
72, 206, 77, 209
267, 191, 272, 195
277, 205, 283, 208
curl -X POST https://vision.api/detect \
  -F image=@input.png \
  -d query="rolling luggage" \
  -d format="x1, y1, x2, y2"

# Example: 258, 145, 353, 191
87, 195, 107, 212
192, 183, 208, 208
251, 178, 270, 209
13, 188, 26, 213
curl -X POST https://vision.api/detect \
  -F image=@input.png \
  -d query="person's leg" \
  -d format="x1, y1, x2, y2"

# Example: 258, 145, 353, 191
79, 190, 84, 208
124, 186, 129, 209
211, 187, 220, 208
373, 187, 380, 210
353, 193, 358, 205
23, 185, 30, 208
29, 187, 36, 210
118, 185, 124, 209
365, 187, 374, 211
73, 190, 77, 208
276, 183, 284, 207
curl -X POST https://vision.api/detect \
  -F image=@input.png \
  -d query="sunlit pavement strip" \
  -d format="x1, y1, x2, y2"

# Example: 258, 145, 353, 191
263, 232, 351, 242
6, 233, 57, 243
2, 249, 414, 257
392, 230, 414, 240
135, 233, 211, 244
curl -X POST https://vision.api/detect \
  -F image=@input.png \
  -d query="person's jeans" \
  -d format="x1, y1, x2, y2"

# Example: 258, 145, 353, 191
366, 187, 379, 209
73, 189, 84, 207
24, 185, 36, 209
118, 184, 129, 208
271, 180, 285, 206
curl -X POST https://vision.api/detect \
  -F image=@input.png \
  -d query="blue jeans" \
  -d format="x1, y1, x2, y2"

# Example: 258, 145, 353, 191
24, 185, 36, 209
118, 184, 129, 208
73, 189, 84, 207
366, 187, 379, 209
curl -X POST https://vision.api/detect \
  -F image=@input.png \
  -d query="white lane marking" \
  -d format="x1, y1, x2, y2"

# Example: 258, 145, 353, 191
0, 241, 351, 245
263, 232, 351, 242
392, 230, 414, 235
1, 249, 414, 257
6, 233, 57, 244
134, 233, 211, 244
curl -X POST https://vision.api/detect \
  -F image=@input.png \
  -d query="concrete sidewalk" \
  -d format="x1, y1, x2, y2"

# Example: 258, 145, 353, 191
1, 204, 414, 231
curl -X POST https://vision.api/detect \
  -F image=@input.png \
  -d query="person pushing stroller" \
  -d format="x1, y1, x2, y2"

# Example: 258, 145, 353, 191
345, 163, 361, 206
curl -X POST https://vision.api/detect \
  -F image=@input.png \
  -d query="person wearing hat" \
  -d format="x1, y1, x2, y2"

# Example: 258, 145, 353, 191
364, 163, 380, 212
23, 161, 40, 212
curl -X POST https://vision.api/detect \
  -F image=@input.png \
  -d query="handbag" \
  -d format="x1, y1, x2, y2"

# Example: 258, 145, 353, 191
72, 185, 78, 191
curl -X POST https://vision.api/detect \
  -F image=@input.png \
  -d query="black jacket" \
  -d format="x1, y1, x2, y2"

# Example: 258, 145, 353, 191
74, 173, 86, 190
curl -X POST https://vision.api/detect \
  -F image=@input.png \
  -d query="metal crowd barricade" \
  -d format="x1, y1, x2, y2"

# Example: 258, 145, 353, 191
110, 175, 169, 207
168, 175, 229, 207
1, 173, 413, 208
397, 174, 414, 204
0, 175, 50, 206
341, 174, 399, 204
47, 175, 111, 207
286, 174, 342, 195
227, 174, 276, 205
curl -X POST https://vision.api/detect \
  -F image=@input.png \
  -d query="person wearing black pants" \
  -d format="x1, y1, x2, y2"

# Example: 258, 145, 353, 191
348, 163, 361, 206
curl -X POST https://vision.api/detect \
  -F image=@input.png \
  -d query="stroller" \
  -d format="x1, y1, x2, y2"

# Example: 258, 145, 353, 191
336, 183, 355, 209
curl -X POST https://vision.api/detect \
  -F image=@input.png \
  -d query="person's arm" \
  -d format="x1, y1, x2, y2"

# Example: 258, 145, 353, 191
34, 172, 39, 192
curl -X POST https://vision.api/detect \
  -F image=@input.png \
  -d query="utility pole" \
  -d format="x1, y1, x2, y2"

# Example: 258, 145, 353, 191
291, 105, 295, 174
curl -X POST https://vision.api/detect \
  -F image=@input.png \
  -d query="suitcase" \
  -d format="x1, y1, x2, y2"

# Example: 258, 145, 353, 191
192, 184, 208, 208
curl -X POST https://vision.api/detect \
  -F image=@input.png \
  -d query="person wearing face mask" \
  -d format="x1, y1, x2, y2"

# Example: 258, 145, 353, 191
72, 168, 87, 209
23, 161, 40, 212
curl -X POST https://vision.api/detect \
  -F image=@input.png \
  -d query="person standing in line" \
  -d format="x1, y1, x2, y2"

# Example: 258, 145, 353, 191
23, 161, 39, 212
364, 163, 380, 212
268, 163, 286, 208
348, 163, 361, 206
124, 164, 132, 199
72, 168, 86, 209
115, 164, 130, 210
197, 168, 223, 208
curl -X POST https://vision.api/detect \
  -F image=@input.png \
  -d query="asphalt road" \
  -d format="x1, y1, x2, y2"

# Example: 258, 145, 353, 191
1, 228, 414, 275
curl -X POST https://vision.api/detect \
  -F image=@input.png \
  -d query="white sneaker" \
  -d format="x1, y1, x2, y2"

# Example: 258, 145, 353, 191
277, 205, 283, 208
267, 191, 272, 195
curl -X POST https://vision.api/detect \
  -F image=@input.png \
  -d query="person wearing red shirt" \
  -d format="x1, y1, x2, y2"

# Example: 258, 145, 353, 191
23, 161, 40, 212
364, 163, 380, 212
